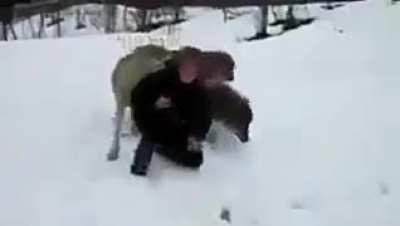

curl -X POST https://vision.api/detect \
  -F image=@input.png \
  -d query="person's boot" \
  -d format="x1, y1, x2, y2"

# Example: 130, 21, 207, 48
131, 138, 155, 176
182, 136, 203, 168
154, 143, 203, 168
179, 151, 203, 168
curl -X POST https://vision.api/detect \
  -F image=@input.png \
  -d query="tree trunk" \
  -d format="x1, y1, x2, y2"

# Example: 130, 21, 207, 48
0, 23, 4, 41
0, 6, 13, 41
257, 6, 269, 36
137, 9, 148, 31
103, 4, 110, 33
2, 22, 8, 41
325, 0, 334, 9
173, 7, 180, 23
76, 7, 85, 29
284, 5, 298, 30
222, 8, 228, 22
56, 10, 61, 37
123, 6, 128, 31
28, 17, 36, 38
20, 19, 26, 39
104, 4, 117, 33
9, 24, 17, 40
38, 13, 45, 38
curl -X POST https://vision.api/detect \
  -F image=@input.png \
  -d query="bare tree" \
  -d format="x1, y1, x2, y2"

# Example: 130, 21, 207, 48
104, 4, 117, 33
0, 22, 6, 41
122, 5, 128, 30
9, 22, 17, 40
0, 22, 18, 41
222, 8, 228, 22
324, 0, 334, 10
47, 6, 63, 38
56, 10, 62, 37
38, 12, 45, 38
271, 5, 287, 23
172, 6, 182, 23
0, 5, 13, 41
75, 6, 86, 29
284, 5, 297, 29
136, 9, 148, 31
256, 5, 269, 37
28, 17, 37, 38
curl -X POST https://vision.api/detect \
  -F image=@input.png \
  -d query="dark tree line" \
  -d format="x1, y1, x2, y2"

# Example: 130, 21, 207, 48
11, 0, 363, 19
0, 0, 364, 41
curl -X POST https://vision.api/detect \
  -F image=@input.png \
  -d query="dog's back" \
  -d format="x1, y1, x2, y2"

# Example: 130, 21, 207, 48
111, 45, 173, 106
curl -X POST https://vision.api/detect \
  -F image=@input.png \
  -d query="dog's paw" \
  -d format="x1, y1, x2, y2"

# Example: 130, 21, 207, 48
107, 148, 119, 161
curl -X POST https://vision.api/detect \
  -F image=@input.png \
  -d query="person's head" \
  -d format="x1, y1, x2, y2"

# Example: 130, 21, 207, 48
176, 47, 203, 84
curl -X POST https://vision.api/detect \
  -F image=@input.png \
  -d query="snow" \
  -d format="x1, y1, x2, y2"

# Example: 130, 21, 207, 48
1, 1, 400, 226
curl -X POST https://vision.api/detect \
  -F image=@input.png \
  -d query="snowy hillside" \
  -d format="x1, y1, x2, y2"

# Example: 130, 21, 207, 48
1, 1, 400, 226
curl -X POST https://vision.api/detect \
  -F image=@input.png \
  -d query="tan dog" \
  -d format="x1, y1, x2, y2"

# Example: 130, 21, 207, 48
108, 45, 173, 161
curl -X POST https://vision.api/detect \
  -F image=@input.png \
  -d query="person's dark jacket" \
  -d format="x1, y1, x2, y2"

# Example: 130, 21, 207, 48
131, 63, 212, 147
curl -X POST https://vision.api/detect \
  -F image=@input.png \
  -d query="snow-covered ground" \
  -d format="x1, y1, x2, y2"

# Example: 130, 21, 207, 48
1, 1, 399, 226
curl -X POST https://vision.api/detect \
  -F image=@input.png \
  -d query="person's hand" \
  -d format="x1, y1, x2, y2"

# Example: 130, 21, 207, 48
154, 95, 172, 109
187, 136, 202, 152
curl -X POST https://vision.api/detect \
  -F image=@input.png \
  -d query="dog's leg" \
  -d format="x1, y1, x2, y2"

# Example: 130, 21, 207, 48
108, 103, 124, 161
129, 108, 140, 136
130, 122, 139, 136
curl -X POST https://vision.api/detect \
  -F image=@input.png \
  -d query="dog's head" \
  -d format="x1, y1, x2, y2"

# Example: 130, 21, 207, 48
232, 99, 253, 143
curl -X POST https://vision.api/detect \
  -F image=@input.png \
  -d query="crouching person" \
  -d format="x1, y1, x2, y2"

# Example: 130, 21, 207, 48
130, 47, 223, 176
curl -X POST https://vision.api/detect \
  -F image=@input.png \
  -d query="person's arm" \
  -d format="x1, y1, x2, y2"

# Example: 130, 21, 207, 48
131, 74, 164, 134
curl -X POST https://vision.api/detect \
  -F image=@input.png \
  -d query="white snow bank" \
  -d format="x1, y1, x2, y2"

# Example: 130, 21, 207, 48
0, 1, 399, 226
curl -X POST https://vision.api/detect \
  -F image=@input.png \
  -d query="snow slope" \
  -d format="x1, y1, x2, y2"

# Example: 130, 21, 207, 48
1, 1, 400, 226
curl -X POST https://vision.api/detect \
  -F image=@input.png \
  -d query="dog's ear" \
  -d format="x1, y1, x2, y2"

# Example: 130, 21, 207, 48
199, 51, 235, 83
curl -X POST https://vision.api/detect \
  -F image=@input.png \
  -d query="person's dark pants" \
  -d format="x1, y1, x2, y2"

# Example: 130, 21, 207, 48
131, 109, 205, 176
131, 136, 203, 176
131, 138, 155, 176
154, 143, 203, 168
